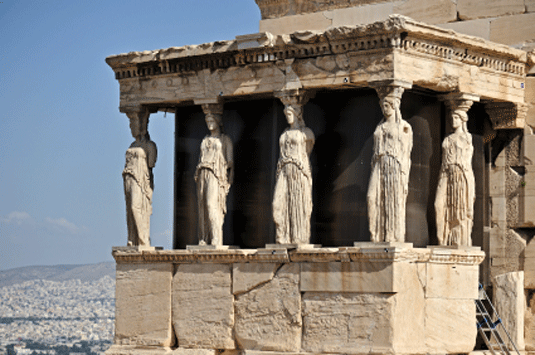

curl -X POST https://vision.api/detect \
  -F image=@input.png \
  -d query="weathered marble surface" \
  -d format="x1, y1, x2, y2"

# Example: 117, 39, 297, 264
106, 16, 527, 110
114, 263, 173, 346
301, 261, 398, 293
273, 93, 315, 246
109, 247, 484, 355
172, 264, 234, 349
195, 104, 233, 246
425, 298, 477, 353
123, 110, 157, 247
302, 292, 393, 354
234, 263, 301, 352
232, 262, 280, 295
426, 263, 479, 299
494, 271, 525, 350
367, 83, 412, 243
435, 96, 477, 246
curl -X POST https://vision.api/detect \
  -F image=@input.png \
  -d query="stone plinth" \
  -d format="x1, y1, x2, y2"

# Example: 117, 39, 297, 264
107, 246, 484, 355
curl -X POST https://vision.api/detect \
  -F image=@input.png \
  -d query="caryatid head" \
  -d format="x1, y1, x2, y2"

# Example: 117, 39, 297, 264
284, 104, 304, 127
127, 109, 150, 141
205, 112, 222, 132
378, 86, 404, 123
450, 99, 473, 133
201, 103, 224, 134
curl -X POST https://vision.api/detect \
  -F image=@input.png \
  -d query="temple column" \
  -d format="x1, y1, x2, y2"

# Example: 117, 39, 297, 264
122, 106, 158, 249
367, 80, 412, 244
192, 99, 233, 248
440, 93, 480, 130
272, 89, 316, 247
435, 93, 479, 249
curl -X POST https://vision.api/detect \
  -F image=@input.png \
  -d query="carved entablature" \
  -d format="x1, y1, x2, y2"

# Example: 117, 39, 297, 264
111, 246, 485, 265
106, 15, 527, 116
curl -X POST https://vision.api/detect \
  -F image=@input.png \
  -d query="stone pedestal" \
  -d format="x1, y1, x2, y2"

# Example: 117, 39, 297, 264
107, 246, 484, 355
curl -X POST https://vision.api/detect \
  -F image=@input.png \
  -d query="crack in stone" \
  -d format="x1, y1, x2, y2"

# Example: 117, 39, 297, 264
233, 263, 283, 297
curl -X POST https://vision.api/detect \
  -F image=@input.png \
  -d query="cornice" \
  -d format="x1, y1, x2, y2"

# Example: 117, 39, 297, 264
112, 246, 485, 265
105, 15, 526, 82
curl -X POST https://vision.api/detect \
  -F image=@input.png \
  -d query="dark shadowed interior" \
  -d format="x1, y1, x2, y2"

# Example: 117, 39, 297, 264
173, 88, 489, 249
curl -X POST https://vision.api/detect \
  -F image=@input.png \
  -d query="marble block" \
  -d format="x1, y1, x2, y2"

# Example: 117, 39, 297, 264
109, 246, 484, 355
494, 271, 525, 350
301, 261, 398, 293
302, 292, 394, 354
114, 263, 174, 346
525, 238, 535, 289
425, 298, 477, 353
233, 262, 280, 295
426, 263, 479, 299
172, 264, 234, 349
234, 263, 301, 352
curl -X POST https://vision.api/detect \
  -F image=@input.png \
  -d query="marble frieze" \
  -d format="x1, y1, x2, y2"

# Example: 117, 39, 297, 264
106, 15, 527, 119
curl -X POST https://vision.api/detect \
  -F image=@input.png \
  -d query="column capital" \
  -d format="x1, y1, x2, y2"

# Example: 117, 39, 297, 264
485, 101, 527, 130
439, 92, 479, 111
120, 104, 151, 114
369, 79, 412, 102
199, 102, 224, 117
274, 89, 314, 108
124, 106, 150, 123
194, 98, 224, 117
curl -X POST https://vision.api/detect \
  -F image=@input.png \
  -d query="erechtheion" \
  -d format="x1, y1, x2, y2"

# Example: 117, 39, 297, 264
105, 1, 535, 354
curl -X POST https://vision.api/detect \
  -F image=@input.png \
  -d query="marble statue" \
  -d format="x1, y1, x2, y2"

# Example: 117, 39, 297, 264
273, 103, 315, 245
435, 104, 475, 246
123, 111, 157, 247
195, 105, 234, 246
367, 86, 413, 243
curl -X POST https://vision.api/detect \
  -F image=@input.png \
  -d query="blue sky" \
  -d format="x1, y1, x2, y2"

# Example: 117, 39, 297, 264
0, 1, 260, 270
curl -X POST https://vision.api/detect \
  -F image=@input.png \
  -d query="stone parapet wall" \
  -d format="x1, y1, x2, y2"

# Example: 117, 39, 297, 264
256, 0, 535, 50
107, 245, 484, 355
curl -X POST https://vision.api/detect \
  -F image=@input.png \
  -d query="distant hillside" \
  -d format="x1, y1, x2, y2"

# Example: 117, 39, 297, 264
0, 262, 115, 288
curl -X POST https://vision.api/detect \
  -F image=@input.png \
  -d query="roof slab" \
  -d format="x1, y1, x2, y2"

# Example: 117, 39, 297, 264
105, 15, 529, 113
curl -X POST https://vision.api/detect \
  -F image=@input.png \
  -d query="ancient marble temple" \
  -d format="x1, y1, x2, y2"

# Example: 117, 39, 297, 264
105, 1, 535, 354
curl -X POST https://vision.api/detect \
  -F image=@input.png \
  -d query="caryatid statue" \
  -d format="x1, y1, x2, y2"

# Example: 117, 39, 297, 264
273, 91, 315, 245
123, 108, 158, 247
367, 84, 413, 243
435, 95, 478, 246
195, 103, 234, 246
